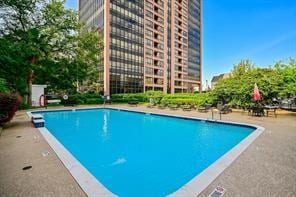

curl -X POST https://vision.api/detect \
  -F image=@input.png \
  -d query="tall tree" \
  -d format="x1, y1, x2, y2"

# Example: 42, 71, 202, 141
0, 0, 103, 104
0, 0, 48, 104
212, 59, 296, 107
231, 59, 255, 78
275, 59, 296, 98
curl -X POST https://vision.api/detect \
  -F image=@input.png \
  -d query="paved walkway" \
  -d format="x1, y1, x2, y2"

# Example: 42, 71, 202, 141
0, 105, 295, 197
0, 112, 86, 197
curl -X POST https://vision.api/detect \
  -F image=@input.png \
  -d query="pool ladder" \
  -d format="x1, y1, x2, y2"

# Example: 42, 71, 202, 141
211, 108, 222, 120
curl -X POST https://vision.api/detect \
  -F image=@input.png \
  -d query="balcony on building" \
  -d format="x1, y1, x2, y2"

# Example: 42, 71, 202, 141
177, 58, 182, 64
154, 78, 163, 85
154, 60, 163, 68
177, 43, 182, 49
175, 66, 182, 72
177, 50, 182, 57
154, 0, 164, 7
154, 68, 163, 76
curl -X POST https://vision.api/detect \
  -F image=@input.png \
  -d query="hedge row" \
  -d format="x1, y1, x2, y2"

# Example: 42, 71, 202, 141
160, 93, 214, 106
61, 93, 104, 105
57, 91, 215, 106
111, 91, 164, 103
111, 91, 215, 106
111, 93, 148, 103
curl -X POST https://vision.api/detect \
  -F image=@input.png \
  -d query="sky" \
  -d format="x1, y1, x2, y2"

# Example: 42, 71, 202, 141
66, 0, 296, 87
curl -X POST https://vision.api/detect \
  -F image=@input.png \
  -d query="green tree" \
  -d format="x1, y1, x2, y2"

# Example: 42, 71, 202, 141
273, 59, 296, 98
74, 29, 104, 93
0, 0, 50, 104
231, 59, 255, 78
0, 0, 103, 104
212, 59, 295, 107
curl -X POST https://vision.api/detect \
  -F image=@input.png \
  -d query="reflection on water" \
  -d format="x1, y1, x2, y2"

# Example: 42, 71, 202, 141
101, 111, 109, 140
75, 116, 80, 127
103, 113, 108, 133
111, 157, 127, 166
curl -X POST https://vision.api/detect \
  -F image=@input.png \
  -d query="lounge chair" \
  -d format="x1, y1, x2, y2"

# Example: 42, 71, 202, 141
128, 100, 138, 106
264, 105, 278, 117
168, 104, 179, 110
279, 97, 296, 112
219, 104, 232, 114
158, 104, 167, 109
198, 104, 211, 113
251, 106, 264, 116
190, 104, 197, 110
147, 102, 156, 108
182, 105, 192, 111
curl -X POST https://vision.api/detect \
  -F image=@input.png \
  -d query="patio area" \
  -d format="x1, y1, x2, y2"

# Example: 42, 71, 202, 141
0, 104, 295, 197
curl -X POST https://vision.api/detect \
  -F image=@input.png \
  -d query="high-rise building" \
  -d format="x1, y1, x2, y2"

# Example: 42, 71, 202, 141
79, 0, 202, 95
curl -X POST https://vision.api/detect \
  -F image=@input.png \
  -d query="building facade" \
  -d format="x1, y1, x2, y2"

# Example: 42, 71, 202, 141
211, 73, 231, 89
79, 0, 202, 95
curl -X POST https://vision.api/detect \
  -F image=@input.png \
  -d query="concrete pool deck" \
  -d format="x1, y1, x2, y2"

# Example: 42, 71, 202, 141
0, 104, 295, 196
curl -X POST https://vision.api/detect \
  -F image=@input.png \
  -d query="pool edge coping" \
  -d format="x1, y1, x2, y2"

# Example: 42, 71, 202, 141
27, 106, 265, 197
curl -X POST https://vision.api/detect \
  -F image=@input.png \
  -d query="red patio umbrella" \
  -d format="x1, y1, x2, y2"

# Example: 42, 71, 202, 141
253, 83, 261, 102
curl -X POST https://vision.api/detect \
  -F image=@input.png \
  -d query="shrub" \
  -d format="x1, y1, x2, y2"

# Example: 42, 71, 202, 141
61, 93, 104, 105
0, 93, 22, 125
160, 93, 214, 106
211, 59, 296, 107
85, 98, 104, 104
111, 91, 165, 103
0, 78, 9, 93
19, 101, 31, 110
110, 94, 125, 103
145, 91, 164, 103
110, 91, 215, 106
112, 93, 148, 103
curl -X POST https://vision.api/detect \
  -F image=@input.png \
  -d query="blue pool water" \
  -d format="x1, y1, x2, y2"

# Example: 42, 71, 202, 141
39, 108, 254, 197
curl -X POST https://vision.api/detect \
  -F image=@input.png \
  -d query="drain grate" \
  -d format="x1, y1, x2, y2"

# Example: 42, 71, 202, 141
42, 151, 50, 157
209, 186, 226, 197
22, 166, 32, 171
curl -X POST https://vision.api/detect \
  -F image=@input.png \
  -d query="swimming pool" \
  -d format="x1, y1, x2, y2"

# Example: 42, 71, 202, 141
35, 108, 262, 197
